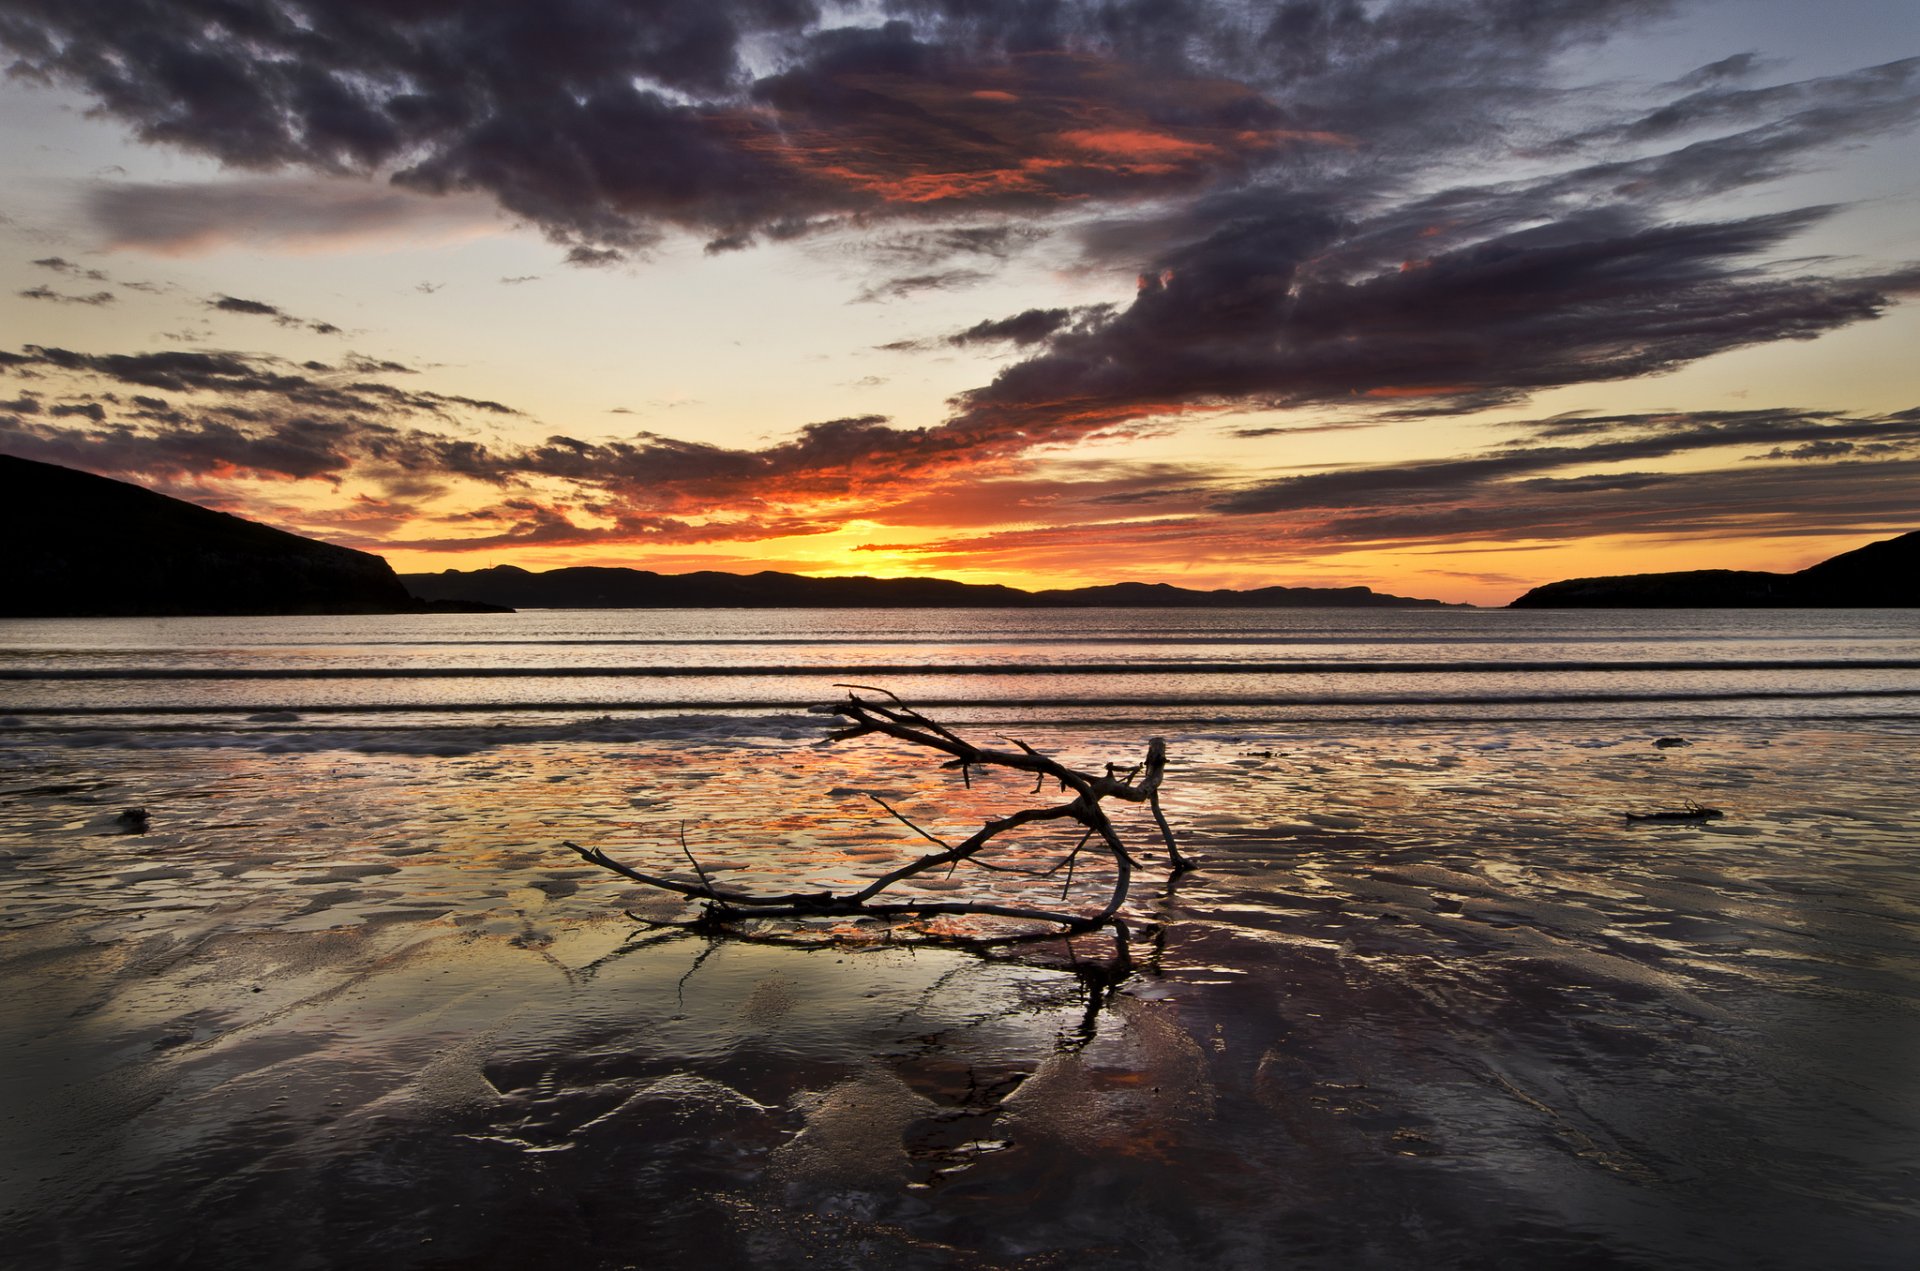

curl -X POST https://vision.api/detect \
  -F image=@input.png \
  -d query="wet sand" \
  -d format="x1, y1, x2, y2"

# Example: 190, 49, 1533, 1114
3, 715, 1919, 1268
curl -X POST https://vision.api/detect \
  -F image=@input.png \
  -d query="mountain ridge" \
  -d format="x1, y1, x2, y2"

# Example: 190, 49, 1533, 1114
401, 564, 1468, 610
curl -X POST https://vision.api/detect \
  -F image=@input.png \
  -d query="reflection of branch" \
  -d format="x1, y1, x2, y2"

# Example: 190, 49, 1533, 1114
585, 924, 1148, 1059
676, 937, 721, 1007
868, 793, 953, 850
564, 690, 1190, 935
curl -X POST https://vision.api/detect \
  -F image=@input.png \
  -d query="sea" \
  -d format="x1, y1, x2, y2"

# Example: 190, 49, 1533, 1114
4, 606, 1920, 732
3, 607, 1918, 1268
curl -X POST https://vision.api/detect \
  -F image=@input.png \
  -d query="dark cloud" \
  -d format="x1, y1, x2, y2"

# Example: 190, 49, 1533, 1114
948, 304, 1114, 347
5, 345, 513, 419
19, 284, 116, 305
1216, 409, 1920, 514
949, 307, 1071, 346
1672, 52, 1769, 89
0, 0, 1688, 255
9, 4, 1916, 424
870, 224, 1043, 267
212, 296, 279, 316
1607, 56, 1919, 146
1, 407, 364, 483
1, 337, 1030, 528
30, 256, 109, 281
341, 355, 415, 375
1754, 439, 1853, 461
208, 293, 346, 335
389, 501, 833, 552
937, 52, 1920, 444
859, 462, 1218, 529
951, 203, 1920, 438
1302, 458, 1920, 549
84, 177, 504, 253
1229, 421, 1384, 439
564, 246, 624, 267
854, 269, 992, 303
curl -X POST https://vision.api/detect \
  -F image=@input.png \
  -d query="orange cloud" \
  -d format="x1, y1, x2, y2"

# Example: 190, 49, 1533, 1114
1058, 128, 1223, 162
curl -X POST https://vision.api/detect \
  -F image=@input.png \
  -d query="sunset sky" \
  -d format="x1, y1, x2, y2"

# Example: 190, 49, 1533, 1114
2, 0, 1917, 604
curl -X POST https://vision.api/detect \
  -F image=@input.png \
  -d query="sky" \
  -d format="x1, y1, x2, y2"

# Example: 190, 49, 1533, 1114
1, 0, 1917, 605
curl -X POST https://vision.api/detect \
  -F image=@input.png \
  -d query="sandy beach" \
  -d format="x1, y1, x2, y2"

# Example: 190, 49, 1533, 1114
5, 706, 1918, 1268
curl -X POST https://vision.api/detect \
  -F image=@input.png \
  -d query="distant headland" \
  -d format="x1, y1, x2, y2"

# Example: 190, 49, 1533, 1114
0, 454, 504, 618
1508, 531, 1920, 608
400, 565, 1465, 611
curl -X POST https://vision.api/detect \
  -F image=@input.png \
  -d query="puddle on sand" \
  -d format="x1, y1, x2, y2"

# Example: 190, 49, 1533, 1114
3, 719, 1919, 1267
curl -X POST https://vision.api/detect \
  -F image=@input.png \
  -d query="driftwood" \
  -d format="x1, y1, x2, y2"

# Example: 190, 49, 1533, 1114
564, 688, 1190, 935
1624, 799, 1723, 823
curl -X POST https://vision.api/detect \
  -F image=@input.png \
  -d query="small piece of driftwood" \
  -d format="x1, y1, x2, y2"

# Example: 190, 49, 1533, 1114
565, 688, 1190, 934
1624, 799, 1723, 823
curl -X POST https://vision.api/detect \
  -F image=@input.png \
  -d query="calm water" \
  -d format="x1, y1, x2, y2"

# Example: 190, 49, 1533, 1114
3, 608, 1918, 1268
3, 607, 1919, 732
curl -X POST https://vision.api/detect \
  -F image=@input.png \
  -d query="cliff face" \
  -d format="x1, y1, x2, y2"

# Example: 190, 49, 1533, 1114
1508, 532, 1920, 608
2, 454, 419, 617
401, 565, 1463, 609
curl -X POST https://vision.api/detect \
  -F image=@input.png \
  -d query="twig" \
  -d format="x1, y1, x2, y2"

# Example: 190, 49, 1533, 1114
678, 821, 716, 895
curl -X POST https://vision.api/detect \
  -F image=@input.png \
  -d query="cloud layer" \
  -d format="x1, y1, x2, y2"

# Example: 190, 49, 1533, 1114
3, 2, 1918, 589
9, 1, 1870, 255
6, 337, 1915, 573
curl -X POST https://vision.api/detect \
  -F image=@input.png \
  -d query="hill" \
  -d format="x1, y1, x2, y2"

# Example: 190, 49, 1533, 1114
401, 565, 1465, 610
1507, 531, 1920, 608
0, 454, 498, 617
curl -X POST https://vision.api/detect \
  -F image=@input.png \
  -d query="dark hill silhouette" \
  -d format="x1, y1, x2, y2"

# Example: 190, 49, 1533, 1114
1508, 531, 1920, 608
400, 564, 1463, 609
0, 454, 500, 617
1, 453, 1463, 615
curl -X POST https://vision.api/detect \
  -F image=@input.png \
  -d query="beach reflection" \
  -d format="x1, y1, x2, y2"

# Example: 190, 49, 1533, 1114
3, 716, 1919, 1267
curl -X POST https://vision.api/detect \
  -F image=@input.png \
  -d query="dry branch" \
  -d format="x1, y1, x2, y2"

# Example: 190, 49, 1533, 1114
564, 689, 1191, 935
